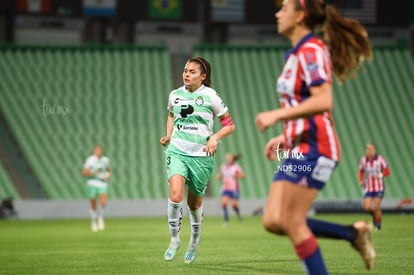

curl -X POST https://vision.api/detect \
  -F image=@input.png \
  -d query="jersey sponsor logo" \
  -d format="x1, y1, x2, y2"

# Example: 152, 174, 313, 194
179, 104, 194, 118
194, 96, 204, 106
307, 62, 318, 72
177, 124, 199, 131
307, 62, 321, 80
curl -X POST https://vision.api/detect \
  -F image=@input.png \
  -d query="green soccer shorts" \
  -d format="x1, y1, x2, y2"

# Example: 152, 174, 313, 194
87, 183, 108, 199
165, 152, 214, 196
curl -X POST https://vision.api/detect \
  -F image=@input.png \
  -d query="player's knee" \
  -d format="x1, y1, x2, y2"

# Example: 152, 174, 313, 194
263, 214, 285, 235
372, 204, 381, 212
169, 189, 184, 203
363, 205, 372, 212
170, 195, 183, 204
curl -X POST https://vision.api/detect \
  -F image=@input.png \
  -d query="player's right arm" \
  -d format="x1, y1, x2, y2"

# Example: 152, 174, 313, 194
358, 158, 365, 186
216, 166, 223, 181
160, 112, 174, 146
82, 157, 98, 178
82, 167, 98, 177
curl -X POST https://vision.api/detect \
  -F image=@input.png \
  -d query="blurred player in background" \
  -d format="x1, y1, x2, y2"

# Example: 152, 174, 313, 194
359, 143, 390, 230
217, 152, 244, 225
160, 57, 235, 264
82, 144, 110, 232
255, 0, 374, 273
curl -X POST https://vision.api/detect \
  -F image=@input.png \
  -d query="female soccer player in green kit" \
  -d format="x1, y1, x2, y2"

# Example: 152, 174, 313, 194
160, 57, 236, 264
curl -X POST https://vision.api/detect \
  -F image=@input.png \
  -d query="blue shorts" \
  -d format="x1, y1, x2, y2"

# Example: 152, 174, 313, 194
274, 155, 337, 190
364, 191, 384, 199
222, 190, 239, 200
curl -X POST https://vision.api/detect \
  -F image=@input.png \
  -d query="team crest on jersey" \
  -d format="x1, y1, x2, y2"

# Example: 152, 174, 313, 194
195, 96, 204, 106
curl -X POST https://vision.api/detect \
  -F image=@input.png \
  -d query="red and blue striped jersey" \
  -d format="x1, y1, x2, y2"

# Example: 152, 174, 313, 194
220, 163, 243, 192
276, 33, 340, 161
359, 155, 390, 193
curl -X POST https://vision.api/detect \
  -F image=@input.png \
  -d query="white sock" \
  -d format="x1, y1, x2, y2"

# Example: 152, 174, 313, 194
98, 206, 105, 220
188, 206, 203, 246
167, 199, 183, 243
90, 209, 97, 224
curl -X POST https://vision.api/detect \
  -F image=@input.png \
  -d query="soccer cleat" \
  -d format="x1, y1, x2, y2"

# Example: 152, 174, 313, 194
98, 217, 105, 231
184, 244, 198, 264
91, 222, 98, 232
352, 221, 376, 269
375, 222, 381, 231
164, 240, 181, 261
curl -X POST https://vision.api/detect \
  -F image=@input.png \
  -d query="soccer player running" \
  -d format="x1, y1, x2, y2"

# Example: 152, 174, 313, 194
82, 145, 110, 232
359, 143, 390, 230
160, 57, 235, 264
217, 153, 244, 225
255, 0, 375, 273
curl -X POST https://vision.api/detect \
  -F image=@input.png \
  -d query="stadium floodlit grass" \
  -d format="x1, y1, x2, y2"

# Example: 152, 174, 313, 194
0, 214, 413, 274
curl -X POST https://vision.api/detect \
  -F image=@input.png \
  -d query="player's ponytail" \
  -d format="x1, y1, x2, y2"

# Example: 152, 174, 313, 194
296, 0, 372, 82
233, 154, 242, 162
189, 57, 212, 87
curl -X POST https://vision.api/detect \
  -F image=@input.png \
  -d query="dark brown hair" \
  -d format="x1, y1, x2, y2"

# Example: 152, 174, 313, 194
188, 57, 212, 87
233, 153, 242, 162
296, 0, 372, 82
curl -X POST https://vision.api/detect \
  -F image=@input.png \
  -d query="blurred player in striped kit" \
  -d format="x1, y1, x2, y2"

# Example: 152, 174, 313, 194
255, 0, 375, 273
160, 57, 236, 264
82, 145, 110, 232
359, 143, 391, 230
217, 153, 245, 225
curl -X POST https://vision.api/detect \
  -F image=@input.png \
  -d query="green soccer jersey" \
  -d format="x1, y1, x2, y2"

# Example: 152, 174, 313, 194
166, 85, 228, 156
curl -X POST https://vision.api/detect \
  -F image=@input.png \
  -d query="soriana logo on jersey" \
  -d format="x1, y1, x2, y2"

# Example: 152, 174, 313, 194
177, 124, 199, 131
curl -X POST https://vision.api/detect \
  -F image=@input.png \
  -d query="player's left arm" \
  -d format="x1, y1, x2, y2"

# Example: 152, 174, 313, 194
103, 159, 111, 182
236, 171, 245, 180
236, 165, 245, 180
381, 157, 391, 178
205, 112, 235, 156
256, 83, 332, 131
256, 46, 332, 131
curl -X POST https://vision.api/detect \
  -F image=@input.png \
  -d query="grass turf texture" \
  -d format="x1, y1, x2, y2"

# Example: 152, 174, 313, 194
0, 214, 413, 274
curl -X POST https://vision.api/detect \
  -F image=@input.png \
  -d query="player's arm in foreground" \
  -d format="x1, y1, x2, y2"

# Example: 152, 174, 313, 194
256, 82, 332, 132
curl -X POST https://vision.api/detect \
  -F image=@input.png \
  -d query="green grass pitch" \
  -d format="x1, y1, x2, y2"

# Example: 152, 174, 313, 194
0, 214, 413, 274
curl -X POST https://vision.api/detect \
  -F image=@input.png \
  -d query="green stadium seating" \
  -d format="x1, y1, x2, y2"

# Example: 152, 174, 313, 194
0, 162, 20, 199
195, 45, 414, 200
0, 45, 172, 199
0, 45, 412, 200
